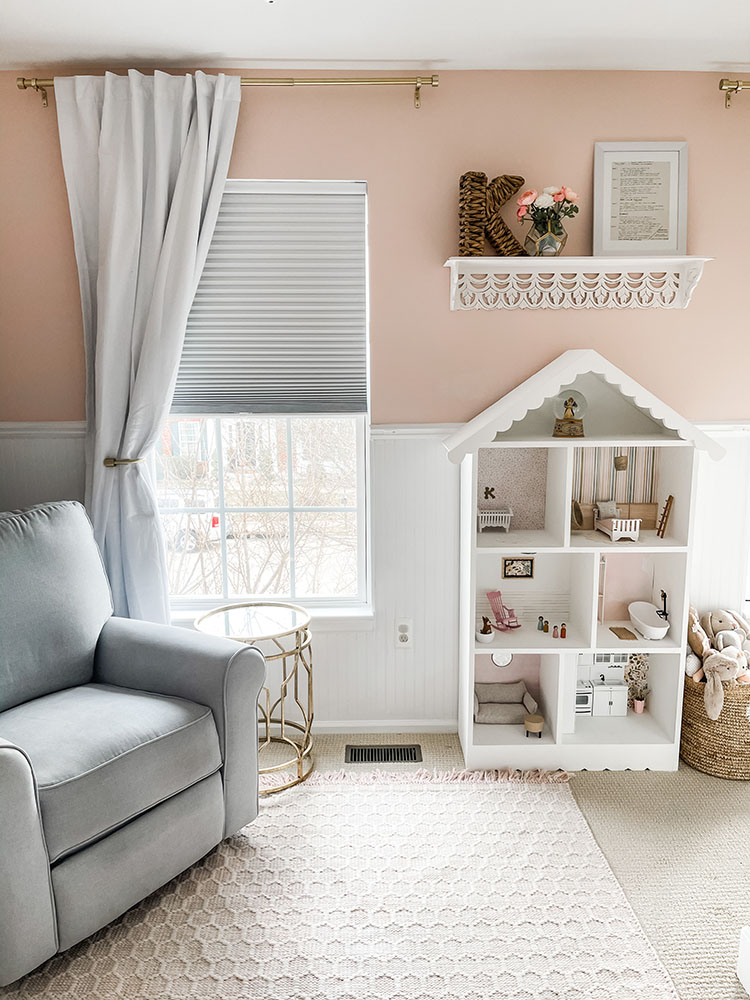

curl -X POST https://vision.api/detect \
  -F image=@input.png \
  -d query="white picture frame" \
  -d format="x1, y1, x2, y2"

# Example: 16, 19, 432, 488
593, 141, 688, 256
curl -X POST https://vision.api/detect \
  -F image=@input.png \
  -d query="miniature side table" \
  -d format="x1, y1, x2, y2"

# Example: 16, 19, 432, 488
524, 713, 544, 739
195, 602, 313, 794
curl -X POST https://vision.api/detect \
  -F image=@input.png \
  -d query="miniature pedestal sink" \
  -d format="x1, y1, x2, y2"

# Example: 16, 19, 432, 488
628, 601, 670, 640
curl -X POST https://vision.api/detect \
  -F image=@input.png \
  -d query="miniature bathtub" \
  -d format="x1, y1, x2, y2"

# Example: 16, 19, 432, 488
628, 601, 669, 640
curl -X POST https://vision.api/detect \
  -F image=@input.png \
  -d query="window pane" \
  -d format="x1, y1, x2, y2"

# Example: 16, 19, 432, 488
294, 512, 358, 597
161, 512, 222, 597
226, 512, 291, 596
155, 418, 219, 508
221, 417, 289, 508
292, 417, 357, 508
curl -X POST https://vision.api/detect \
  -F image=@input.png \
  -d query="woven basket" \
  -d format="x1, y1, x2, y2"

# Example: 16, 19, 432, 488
680, 674, 750, 780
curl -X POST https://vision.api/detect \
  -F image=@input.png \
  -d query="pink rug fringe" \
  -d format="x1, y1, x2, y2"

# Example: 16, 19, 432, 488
261, 767, 569, 789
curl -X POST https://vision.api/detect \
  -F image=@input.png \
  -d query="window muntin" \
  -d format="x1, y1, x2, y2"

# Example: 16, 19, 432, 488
156, 414, 366, 608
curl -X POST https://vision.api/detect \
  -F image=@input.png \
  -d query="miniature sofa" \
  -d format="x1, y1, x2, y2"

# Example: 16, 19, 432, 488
474, 681, 538, 724
0, 502, 266, 986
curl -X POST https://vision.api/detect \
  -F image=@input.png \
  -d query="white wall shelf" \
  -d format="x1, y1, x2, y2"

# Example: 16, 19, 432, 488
444, 256, 711, 311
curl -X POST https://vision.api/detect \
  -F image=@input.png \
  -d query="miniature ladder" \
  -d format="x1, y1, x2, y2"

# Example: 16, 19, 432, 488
487, 590, 521, 630
656, 495, 674, 538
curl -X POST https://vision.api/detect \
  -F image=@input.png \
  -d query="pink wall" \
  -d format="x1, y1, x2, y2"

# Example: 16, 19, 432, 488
1, 69, 749, 424
602, 554, 654, 621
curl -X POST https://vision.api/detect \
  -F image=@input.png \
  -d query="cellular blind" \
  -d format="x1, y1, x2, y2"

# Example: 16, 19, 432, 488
172, 179, 368, 414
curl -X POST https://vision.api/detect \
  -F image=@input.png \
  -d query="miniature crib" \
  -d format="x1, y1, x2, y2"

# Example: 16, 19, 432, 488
594, 509, 642, 542
477, 507, 513, 533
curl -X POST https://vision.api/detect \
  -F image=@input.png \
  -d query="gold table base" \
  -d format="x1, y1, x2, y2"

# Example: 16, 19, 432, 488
255, 608, 314, 795
196, 602, 314, 796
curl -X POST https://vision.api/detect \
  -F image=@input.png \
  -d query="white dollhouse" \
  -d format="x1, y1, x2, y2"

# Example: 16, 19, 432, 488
444, 349, 723, 771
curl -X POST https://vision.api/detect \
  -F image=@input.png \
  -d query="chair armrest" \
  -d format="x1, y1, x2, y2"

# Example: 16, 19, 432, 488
94, 617, 266, 837
0, 740, 58, 986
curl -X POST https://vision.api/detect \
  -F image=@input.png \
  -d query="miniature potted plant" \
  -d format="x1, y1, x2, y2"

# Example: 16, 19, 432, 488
516, 186, 579, 256
632, 683, 650, 714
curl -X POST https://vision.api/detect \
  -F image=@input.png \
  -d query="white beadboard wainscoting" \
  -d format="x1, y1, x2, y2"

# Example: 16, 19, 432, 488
1, 421, 748, 731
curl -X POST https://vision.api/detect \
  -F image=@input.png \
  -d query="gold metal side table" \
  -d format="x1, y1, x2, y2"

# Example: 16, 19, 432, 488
195, 602, 313, 794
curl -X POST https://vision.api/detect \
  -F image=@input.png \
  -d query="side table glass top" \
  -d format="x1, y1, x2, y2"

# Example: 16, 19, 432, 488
196, 602, 311, 642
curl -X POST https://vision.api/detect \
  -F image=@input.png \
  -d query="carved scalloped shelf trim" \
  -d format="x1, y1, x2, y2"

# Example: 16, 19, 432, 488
444, 256, 711, 310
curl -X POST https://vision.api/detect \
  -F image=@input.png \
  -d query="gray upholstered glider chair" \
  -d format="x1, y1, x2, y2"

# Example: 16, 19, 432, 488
0, 501, 265, 986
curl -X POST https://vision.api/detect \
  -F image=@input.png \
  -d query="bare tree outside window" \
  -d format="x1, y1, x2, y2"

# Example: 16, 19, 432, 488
155, 415, 363, 604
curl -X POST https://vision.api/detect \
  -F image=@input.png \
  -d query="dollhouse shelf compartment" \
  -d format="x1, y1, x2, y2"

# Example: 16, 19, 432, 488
444, 256, 711, 310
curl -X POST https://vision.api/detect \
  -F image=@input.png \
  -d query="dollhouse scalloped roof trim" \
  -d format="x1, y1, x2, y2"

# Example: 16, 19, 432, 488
443, 349, 725, 463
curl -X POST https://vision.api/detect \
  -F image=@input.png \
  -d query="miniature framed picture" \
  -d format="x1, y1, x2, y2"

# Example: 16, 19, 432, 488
502, 557, 534, 579
593, 141, 687, 256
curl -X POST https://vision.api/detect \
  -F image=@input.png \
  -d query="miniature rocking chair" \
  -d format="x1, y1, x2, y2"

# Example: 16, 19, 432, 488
487, 590, 521, 630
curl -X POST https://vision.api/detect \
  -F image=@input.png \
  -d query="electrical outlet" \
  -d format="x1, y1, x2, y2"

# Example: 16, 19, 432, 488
395, 618, 413, 649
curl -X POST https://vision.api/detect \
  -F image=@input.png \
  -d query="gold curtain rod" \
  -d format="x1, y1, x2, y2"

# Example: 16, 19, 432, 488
16, 74, 439, 109
719, 78, 750, 108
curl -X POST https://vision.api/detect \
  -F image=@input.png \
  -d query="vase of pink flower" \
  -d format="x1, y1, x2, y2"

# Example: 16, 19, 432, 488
517, 186, 579, 256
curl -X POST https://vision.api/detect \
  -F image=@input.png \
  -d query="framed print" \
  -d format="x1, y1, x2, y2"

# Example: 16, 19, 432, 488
593, 142, 687, 256
502, 557, 534, 580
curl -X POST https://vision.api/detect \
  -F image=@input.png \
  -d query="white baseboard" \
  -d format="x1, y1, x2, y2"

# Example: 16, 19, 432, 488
312, 720, 458, 734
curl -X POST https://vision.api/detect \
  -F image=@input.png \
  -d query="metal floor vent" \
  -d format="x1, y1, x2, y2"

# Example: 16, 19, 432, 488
345, 744, 423, 764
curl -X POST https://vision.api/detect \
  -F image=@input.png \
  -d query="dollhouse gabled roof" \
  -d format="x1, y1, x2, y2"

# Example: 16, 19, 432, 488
443, 349, 724, 462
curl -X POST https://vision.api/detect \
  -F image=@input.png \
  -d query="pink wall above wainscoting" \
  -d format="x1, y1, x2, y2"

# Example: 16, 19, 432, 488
1, 69, 749, 423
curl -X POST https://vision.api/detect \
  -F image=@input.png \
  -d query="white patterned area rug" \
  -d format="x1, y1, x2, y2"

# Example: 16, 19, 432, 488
7, 770, 678, 1000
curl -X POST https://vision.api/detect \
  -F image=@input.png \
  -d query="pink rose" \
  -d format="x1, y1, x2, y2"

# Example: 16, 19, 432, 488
553, 191, 565, 202
562, 186, 578, 202
517, 205, 528, 220
517, 189, 537, 206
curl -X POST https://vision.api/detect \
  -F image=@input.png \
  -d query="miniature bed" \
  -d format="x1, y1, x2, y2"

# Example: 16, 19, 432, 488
594, 505, 642, 542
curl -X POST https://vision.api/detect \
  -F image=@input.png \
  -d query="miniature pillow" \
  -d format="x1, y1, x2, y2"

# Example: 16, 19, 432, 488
522, 691, 538, 715
597, 500, 620, 518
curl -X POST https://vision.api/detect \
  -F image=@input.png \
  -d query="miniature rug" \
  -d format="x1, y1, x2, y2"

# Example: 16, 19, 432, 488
6, 770, 678, 1000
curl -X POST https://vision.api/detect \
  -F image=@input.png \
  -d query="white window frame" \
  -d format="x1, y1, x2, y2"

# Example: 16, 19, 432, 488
164, 412, 371, 617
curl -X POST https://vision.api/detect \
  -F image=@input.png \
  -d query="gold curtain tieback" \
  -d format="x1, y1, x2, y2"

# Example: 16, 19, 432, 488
103, 457, 145, 468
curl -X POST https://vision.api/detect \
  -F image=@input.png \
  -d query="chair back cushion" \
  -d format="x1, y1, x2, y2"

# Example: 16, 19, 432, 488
0, 501, 113, 711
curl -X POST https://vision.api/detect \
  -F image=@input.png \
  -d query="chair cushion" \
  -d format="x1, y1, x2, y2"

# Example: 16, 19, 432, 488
0, 502, 113, 711
0, 683, 222, 863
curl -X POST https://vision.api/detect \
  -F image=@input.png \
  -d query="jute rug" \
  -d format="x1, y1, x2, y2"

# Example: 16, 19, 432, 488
6, 770, 678, 999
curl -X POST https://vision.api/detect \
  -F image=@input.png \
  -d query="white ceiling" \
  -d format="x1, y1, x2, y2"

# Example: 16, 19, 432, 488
1, 0, 749, 72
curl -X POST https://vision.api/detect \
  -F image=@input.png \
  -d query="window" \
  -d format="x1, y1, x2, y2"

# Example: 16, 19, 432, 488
156, 414, 366, 606
159, 180, 369, 609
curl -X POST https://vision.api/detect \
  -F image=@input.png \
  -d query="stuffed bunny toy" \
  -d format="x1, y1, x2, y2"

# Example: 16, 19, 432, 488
700, 610, 750, 666
702, 650, 744, 721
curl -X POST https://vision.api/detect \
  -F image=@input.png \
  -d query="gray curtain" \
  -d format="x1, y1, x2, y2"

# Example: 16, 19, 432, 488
55, 70, 240, 622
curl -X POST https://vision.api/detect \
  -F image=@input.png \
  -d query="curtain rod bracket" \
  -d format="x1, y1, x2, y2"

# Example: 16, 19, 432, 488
719, 77, 750, 109
17, 77, 48, 107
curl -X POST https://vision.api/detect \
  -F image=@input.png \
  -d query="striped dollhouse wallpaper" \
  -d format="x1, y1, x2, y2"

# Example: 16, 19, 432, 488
572, 447, 658, 505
